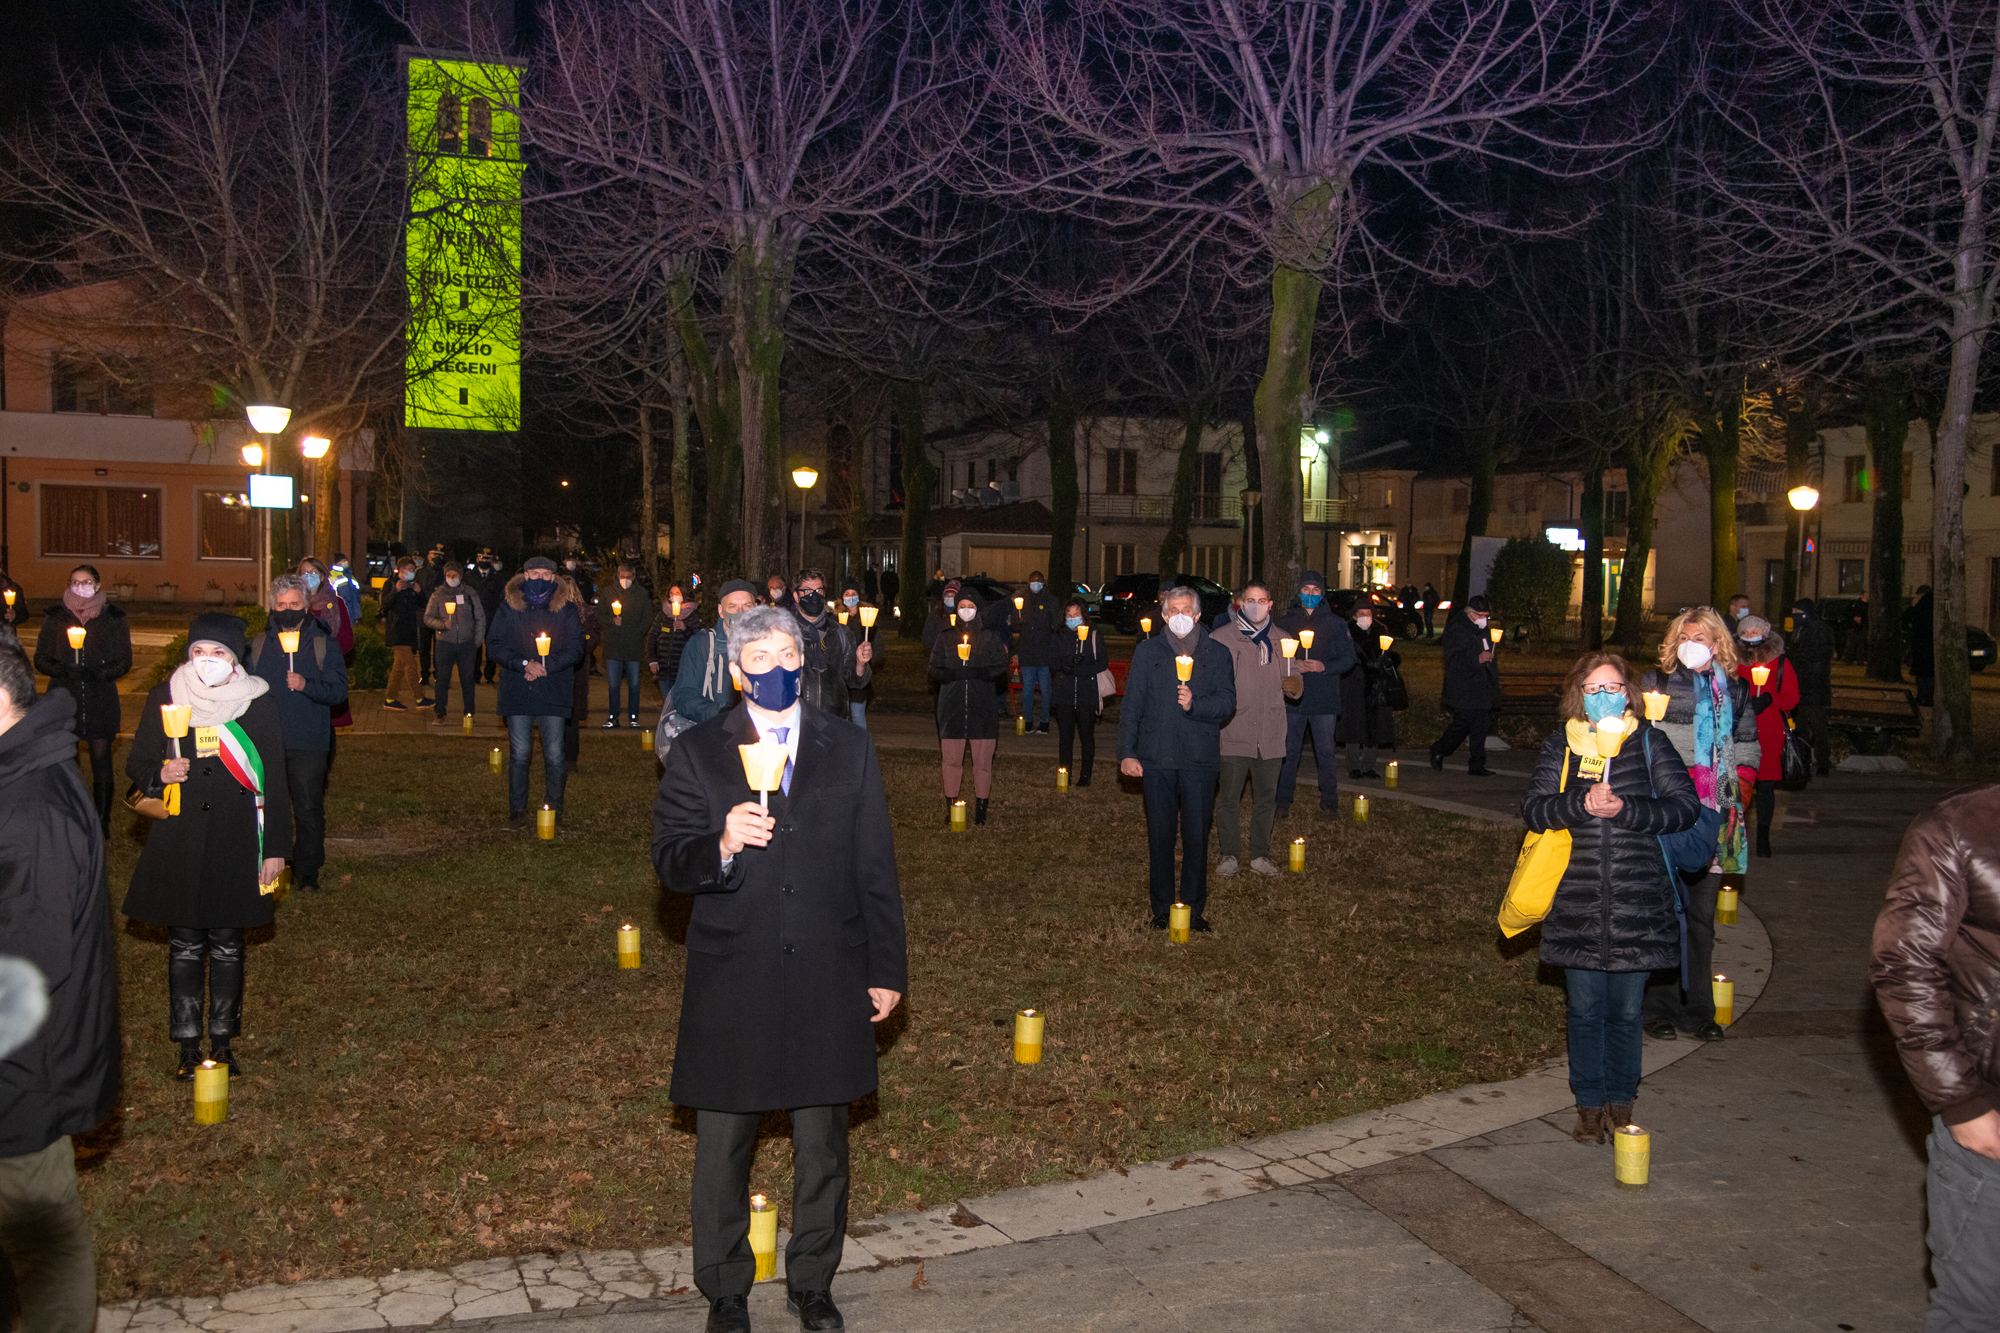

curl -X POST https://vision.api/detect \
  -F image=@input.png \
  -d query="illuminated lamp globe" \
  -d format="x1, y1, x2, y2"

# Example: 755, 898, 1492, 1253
299, 435, 331, 460
1313, 429, 1331, 444
245, 404, 291, 434
1787, 484, 1820, 512
240, 443, 264, 467
792, 465, 819, 490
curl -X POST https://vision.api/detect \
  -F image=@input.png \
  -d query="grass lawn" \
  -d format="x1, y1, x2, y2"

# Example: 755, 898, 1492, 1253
79, 673, 1561, 1303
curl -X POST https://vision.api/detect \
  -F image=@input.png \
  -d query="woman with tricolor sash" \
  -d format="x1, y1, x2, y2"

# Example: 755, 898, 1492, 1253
124, 612, 290, 1081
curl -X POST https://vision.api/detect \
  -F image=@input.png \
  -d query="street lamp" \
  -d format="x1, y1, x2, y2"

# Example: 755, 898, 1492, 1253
299, 437, 330, 558
245, 404, 292, 435
240, 443, 264, 467
246, 405, 290, 601
791, 465, 819, 572
1787, 484, 1820, 511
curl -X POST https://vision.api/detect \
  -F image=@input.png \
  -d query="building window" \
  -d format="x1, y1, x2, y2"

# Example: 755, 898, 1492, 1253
468, 96, 493, 157
198, 490, 256, 561
1383, 485, 1394, 508
986, 457, 997, 485
436, 93, 461, 153
1451, 486, 1471, 516
1198, 452, 1222, 495
41, 485, 162, 559
1105, 449, 1138, 496
1837, 558, 1866, 596
1102, 543, 1135, 577
51, 360, 152, 416
1842, 455, 1870, 503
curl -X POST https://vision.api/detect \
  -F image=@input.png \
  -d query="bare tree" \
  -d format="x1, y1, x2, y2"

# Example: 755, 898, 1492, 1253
1699, 1, 2000, 758
0, 0, 406, 569
984, 0, 1653, 594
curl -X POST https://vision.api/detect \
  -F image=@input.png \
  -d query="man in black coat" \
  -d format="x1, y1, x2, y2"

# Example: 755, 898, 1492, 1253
1432, 595, 1501, 776
652, 605, 907, 1333
1274, 570, 1357, 818
247, 577, 350, 892
1014, 570, 1064, 734
1787, 598, 1837, 776
415, 546, 446, 687
1904, 585, 1936, 706
471, 552, 508, 683
0, 637, 119, 1333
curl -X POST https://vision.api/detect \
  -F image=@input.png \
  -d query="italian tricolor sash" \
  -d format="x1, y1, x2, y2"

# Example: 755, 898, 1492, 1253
215, 720, 266, 863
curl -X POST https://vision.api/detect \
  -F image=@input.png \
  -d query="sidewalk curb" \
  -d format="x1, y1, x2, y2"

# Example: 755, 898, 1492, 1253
96, 904, 1772, 1333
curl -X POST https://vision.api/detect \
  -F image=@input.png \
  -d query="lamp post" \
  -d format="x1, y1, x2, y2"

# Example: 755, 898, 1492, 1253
791, 465, 818, 573
245, 405, 290, 604
300, 435, 330, 561
1240, 489, 1262, 584
1788, 483, 1821, 604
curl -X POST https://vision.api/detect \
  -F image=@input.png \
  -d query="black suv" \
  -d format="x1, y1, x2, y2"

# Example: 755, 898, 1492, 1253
1097, 573, 1231, 632
1328, 588, 1423, 638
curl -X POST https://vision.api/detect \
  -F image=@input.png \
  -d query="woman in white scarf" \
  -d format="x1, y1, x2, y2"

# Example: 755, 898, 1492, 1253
123, 614, 292, 1080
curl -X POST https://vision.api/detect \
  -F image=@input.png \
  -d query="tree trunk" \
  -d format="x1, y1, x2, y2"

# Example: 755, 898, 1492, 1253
1240, 406, 1263, 581
669, 274, 740, 581
1449, 441, 1498, 610
1251, 263, 1322, 597
894, 378, 934, 635
314, 448, 340, 564
728, 241, 796, 584
638, 401, 656, 588
1580, 456, 1604, 649
1157, 403, 1205, 579
1695, 392, 1742, 611
670, 352, 693, 588
1862, 377, 1908, 683
1046, 396, 1079, 593
1775, 389, 1816, 618
1613, 430, 1673, 647
1931, 307, 1977, 757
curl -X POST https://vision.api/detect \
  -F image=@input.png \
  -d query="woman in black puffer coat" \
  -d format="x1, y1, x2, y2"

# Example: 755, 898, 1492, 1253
32, 564, 132, 834
1521, 651, 1700, 1146
928, 589, 1009, 825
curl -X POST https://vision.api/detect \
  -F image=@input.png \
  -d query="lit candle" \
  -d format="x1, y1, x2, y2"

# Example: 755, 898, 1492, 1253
642, 725, 655, 751
748, 1194, 777, 1281
1595, 714, 1630, 759
738, 740, 789, 809
1712, 973, 1734, 1025
611, 600, 621, 618
1614, 1124, 1649, 1189
161, 703, 192, 741
1056, 765, 1069, 792
490, 746, 502, 772
193, 1060, 228, 1125
1014, 596, 1024, 611
671, 596, 683, 618
1075, 624, 1089, 642
617, 923, 641, 969
535, 632, 551, 665
462, 713, 474, 735
1298, 629, 1315, 652
1750, 664, 1770, 690
277, 628, 300, 672
1378, 634, 1394, 652
445, 601, 456, 619
66, 624, 86, 658
537, 804, 555, 840
1280, 637, 1297, 675
1489, 626, 1504, 645
1168, 902, 1191, 943
1016, 714, 1025, 735
1354, 794, 1370, 822
1174, 655, 1193, 682
950, 799, 967, 832
859, 605, 878, 640
1717, 884, 1739, 924
1642, 690, 1669, 721
2, 588, 12, 606
1139, 616, 1152, 635
957, 634, 971, 662
1290, 837, 1305, 872
837, 611, 850, 625
1384, 760, 1399, 788
1782, 615, 1794, 633
1013, 1009, 1044, 1063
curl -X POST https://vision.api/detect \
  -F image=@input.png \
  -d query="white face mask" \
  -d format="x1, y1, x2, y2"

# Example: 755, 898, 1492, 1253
1470, 616, 1488, 630
957, 606, 976, 622
446, 576, 461, 587
1677, 640, 1714, 670
192, 656, 234, 687
1166, 613, 1195, 638
1354, 616, 1372, 631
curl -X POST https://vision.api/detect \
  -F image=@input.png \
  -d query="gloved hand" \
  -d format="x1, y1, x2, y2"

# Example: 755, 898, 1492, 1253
1750, 692, 1774, 715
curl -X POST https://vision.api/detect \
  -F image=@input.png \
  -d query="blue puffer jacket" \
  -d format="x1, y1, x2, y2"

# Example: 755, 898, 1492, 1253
1117, 631, 1236, 772
486, 574, 585, 718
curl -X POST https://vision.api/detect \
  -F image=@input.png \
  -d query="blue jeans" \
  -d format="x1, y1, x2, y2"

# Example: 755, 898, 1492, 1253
606, 660, 643, 718
1142, 766, 1218, 918
1277, 711, 1340, 811
1019, 665, 1052, 727
1928, 1114, 2000, 1331
1564, 968, 1648, 1108
848, 701, 868, 728
506, 714, 567, 815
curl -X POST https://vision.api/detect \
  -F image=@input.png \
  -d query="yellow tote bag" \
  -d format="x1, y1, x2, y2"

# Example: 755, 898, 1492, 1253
1497, 751, 1572, 938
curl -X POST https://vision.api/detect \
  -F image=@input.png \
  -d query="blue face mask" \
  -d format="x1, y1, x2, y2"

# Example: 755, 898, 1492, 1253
303, 572, 321, 593
1299, 593, 1323, 610
1584, 690, 1627, 724
739, 662, 801, 711
522, 579, 553, 607
1065, 616, 1083, 630
1030, 582, 1043, 592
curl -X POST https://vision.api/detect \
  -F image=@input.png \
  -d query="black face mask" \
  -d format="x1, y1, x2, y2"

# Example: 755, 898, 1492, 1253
270, 608, 310, 630
796, 590, 827, 617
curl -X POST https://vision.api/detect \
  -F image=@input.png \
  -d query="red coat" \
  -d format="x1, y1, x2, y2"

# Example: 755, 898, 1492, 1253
1736, 656, 1800, 782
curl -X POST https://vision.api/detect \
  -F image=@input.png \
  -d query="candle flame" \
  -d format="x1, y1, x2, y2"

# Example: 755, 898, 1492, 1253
200, 1060, 216, 1069
1022, 1009, 1035, 1017
750, 1193, 768, 1208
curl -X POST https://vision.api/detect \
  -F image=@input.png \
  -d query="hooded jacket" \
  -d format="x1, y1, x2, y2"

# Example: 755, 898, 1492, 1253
485, 573, 585, 717
1872, 781, 2000, 1125
1786, 602, 1837, 707
0, 691, 119, 1157
33, 602, 131, 740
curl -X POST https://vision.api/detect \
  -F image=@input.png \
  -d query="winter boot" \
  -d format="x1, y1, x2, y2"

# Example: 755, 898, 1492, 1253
1571, 1106, 1606, 1144
975, 797, 989, 826
206, 929, 246, 1051
174, 1039, 204, 1082
1607, 1101, 1634, 1130
1756, 826, 1773, 858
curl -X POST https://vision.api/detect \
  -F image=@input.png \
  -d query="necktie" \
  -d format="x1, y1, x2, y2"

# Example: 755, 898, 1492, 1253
767, 726, 793, 795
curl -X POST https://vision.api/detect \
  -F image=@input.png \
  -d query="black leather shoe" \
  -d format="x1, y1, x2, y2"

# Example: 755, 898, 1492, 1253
787, 1290, 844, 1331
1429, 751, 1444, 771
1148, 913, 1169, 930
1191, 916, 1213, 933
1643, 1020, 1677, 1041
210, 1043, 242, 1075
705, 1294, 751, 1333
1362, 769, 1380, 779
173, 1041, 203, 1081
1694, 1021, 1726, 1042
1467, 767, 1495, 777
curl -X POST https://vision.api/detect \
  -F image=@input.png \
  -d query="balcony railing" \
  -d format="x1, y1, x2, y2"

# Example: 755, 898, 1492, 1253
1083, 493, 1355, 524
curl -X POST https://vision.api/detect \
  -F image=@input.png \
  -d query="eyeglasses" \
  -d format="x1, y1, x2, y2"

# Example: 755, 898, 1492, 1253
1581, 684, 1626, 695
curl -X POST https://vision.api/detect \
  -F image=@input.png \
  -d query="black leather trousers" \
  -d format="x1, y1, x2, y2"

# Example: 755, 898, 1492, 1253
167, 927, 245, 1041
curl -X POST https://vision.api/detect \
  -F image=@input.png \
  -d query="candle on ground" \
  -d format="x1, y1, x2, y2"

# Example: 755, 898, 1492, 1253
489, 747, 502, 772
1642, 690, 1669, 721
537, 804, 555, 840
617, 923, 641, 969
1013, 1009, 1045, 1063
1385, 760, 1399, 789
1056, 766, 1069, 792
193, 1060, 228, 1124
1614, 1124, 1650, 1189
1717, 885, 1739, 924
748, 1194, 778, 1281
1174, 655, 1193, 683
462, 713, 474, 736
1354, 794, 1370, 822
1168, 902, 1191, 944
950, 799, 967, 832
1289, 837, 1305, 872
1298, 629, 1315, 652
1712, 974, 1734, 1025
642, 724, 655, 751
1016, 715, 1025, 735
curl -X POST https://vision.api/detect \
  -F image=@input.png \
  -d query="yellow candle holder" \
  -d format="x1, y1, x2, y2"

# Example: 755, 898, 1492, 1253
1378, 634, 1394, 652
1016, 715, 1025, 735
1385, 760, 1399, 789
1289, 837, 1305, 872
611, 600, 622, 618
1013, 596, 1025, 611
537, 805, 555, 840
66, 625, 86, 651
1642, 690, 1669, 722
1298, 629, 1315, 652
1595, 715, 1630, 759
1174, 655, 1193, 682
462, 713, 474, 736
1076, 624, 1090, 641
445, 601, 456, 618
1614, 1123, 1650, 1190
1750, 664, 1770, 689
837, 611, 850, 626
1056, 766, 1069, 792
277, 629, 301, 657
642, 725, 655, 751
1353, 794, 1370, 823
1717, 885, 1739, 925
1139, 617, 1152, 635
748, 1194, 778, 1281
956, 640, 971, 662
1489, 626, 1504, 644
490, 746, 502, 772
617, 923, 641, 969
1712, 974, 1734, 1025
1168, 902, 1191, 944
534, 632, 552, 660
670, 598, 684, 618
1782, 615, 1794, 633
161, 703, 193, 738
193, 1060, 228, 1124
1013, 1009, 1044, 1064
1280, 638, 1298, 671
950, 799, 967, 832
2, 588, 12, 606
859, 605, 878, 631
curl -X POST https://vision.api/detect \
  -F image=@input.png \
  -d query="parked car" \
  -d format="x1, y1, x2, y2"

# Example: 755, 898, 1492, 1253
1968, 625, 1994, 672
1787, 597, 1990, 673
1328, 587, 1424, 638
1096, 573, 1231, 633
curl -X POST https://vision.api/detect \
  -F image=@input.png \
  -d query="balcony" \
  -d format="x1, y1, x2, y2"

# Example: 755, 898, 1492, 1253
1082, 493, 1355, 525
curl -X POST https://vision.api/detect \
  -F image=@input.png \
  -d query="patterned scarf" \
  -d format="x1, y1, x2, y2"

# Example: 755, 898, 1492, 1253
1233, 610, 1272, 663
1690, 668, 1747, 874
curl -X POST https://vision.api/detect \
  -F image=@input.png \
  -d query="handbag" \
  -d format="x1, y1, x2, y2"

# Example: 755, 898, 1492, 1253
1778, 716, 1812, 791
124, 781, 176, 820
1498, 750, 1573, 937
1096, 668, 1116, 701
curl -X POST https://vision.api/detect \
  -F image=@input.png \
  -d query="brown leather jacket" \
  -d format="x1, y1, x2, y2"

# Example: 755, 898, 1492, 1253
1870, 782, 2000, 1125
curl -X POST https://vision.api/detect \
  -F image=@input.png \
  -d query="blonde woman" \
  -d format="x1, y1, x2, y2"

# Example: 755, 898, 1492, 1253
1639, 607, 1762, 1043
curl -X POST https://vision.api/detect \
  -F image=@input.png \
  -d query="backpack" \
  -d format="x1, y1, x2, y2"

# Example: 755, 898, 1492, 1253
654, 628, 732, 763
249, 631, 329, 672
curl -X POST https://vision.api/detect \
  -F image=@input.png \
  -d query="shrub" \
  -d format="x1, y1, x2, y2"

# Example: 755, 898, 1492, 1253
349, 627, 390, 690
1485, 537, 1576, 639
358, 596, 379, 627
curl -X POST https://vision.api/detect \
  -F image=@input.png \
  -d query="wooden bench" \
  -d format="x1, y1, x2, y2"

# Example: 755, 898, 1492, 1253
1827, 685, 1922, 755
1497, 671, 1567, 716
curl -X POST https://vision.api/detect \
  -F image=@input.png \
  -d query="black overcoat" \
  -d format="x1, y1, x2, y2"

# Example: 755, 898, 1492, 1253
652, 704, 908, 1113
1439, 612, 1501, 714
928, 624, 1009, 740
122, 683, 292, 930
32, 604, 131, 740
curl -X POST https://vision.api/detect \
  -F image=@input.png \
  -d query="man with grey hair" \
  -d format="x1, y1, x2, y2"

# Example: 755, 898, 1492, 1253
1119, 584, 1236, 930
653, 602, 906, 1333
246, 576, 347, 891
